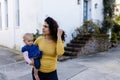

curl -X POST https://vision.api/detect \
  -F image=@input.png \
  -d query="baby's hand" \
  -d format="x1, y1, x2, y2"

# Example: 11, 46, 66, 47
29, 59, 34, 66
30, 61, 34, 66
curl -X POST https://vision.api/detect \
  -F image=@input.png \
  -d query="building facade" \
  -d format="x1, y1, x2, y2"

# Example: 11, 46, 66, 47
115, 0, 120, 16
0, 0, 103, 50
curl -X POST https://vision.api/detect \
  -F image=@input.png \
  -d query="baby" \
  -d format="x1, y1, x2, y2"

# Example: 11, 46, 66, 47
21, 33, 42, 80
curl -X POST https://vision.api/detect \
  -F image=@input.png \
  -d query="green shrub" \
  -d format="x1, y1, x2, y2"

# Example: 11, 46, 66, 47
111, 32, 118, 43
94, 34, 109, 38
76, 20, 100, 34
33, 29, 43, 41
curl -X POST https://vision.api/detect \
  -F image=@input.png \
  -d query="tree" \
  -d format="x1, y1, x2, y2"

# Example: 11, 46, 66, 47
115, 15, 120, 25
101, 0, 115, 33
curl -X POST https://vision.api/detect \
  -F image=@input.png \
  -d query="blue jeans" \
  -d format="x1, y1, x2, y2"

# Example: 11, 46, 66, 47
34, 58, 40, 69
32, 68, 58, 80
34, 52, 42, 69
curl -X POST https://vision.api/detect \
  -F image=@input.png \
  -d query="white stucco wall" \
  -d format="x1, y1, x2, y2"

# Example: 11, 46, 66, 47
116, 0, 120, 4
91, 0, 103, 22
0, 0, 43, 49
0, 0, 104, 50
115, 0, 120, 16
42, 0, 84, 44
14, 0, 43, 49
0, 0, 15, 48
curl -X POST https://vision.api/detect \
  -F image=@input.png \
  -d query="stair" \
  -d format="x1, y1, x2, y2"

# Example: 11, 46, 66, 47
58, 34, 92, 61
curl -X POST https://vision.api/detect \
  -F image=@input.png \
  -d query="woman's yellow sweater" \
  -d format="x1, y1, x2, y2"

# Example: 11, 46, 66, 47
34, 36, 64, 73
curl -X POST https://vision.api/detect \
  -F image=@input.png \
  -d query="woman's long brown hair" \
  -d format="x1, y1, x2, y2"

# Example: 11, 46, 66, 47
45, 17, 66, 42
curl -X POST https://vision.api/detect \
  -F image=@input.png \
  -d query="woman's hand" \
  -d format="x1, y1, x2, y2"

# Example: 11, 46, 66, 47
57, 29, 63, 41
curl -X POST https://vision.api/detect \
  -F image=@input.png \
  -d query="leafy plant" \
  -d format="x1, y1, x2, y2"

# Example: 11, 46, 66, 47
75, 20, 100, 34
115, 15, 120, 25
33, 29, 43, 41
101, 19, 114, 33
102, 0, 115, 34
111, 32, 118, 43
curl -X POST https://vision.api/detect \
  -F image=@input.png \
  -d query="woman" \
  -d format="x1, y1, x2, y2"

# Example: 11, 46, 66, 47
32, 17, 65, 80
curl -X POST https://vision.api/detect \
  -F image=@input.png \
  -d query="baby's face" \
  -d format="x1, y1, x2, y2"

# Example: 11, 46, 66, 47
24, 36, 33, 46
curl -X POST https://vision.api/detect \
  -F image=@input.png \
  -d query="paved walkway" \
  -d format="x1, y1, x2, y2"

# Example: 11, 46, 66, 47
69, 47, 120, 80
0, 45, 120, 80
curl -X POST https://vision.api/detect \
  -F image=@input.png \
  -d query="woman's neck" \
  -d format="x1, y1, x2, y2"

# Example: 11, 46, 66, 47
45, 35, 53, 41
45, 35, 54, 42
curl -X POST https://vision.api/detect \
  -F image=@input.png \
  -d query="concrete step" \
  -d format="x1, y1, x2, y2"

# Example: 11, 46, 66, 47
77, 34, 91, 37
74, 34, 91, 41
0, 61, 32, 80
58, 56, 77, 62
71, 40, 86, 44
64, 51, 78, 56
67, 43, 84, 48
64, 47, 81, 52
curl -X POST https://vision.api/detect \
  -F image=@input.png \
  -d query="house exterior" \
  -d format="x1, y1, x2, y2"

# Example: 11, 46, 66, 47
0, 0, 103, 50
115, 0, 120, 16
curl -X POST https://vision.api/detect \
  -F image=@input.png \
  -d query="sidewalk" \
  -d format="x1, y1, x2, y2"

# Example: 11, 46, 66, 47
0, 46, 87, 80
0, 45, 120, 80
68, 47, 120, 80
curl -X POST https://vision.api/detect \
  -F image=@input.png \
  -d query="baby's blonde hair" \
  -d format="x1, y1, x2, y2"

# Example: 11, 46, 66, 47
23, 33, 33, 40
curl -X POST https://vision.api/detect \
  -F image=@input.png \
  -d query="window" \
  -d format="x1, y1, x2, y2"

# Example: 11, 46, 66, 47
0, 3, 2, 30
5, 0, 8, 28
15, 0, 20, 27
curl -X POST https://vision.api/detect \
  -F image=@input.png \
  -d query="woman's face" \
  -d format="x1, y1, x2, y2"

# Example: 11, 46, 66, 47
42, 22, 50, 35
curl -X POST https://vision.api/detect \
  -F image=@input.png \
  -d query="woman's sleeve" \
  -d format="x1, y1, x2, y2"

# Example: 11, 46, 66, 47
34, 36, 43, 45
56, 40, 65, 56
34, 37, 40, 45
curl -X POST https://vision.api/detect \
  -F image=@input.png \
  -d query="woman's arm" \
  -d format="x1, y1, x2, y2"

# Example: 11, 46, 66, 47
56, 40, 64, 56
56, 29, 65, 56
